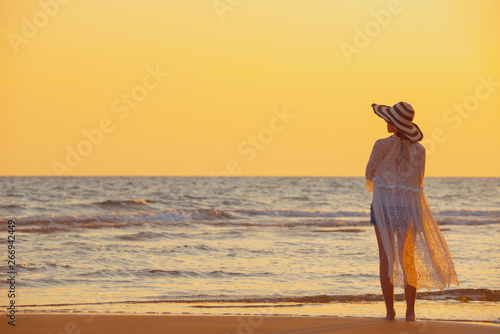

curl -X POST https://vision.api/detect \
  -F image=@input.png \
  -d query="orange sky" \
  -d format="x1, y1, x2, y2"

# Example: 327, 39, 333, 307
1, 0, 499, 176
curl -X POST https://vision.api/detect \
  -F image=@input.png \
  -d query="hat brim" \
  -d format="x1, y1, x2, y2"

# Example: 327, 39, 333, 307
372, 104, 424, 142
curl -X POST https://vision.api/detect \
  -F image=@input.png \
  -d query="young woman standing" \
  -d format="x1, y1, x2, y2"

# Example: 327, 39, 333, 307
366, 102, 459, 321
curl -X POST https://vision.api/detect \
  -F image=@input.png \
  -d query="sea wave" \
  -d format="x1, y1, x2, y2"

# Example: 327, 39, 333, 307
0, 204, 24, 209
234, 209, 368, 218
13, 209, 235, 233
11, 207, 500, 233
92, 198, 154, 207
17, 289, 500, 308
180, 288, 500, 303
433, 209, 500, 217
92, 199, 155, 209
16, 208, 231, 223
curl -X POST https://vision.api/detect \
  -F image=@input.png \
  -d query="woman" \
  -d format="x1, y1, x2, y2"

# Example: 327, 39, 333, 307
366, 102, 459, 321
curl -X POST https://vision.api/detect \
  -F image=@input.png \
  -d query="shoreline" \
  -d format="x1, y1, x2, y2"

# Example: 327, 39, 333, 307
1, 314, 499, 334
7, 299, 498, 323
2, 311, 499, 324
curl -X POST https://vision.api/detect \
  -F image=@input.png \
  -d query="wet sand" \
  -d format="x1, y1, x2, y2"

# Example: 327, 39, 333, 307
2, 314, 499, 334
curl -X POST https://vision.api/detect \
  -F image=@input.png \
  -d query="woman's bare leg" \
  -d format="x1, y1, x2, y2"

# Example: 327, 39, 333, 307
401, 223, 417, 321
405, 284, 417, 321
375, 226, 395, 320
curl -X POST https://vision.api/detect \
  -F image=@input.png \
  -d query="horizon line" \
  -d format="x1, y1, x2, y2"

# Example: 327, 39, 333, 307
0, 175, 498, 178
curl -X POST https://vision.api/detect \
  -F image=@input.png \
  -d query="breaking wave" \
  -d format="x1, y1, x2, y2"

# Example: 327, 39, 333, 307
10, 208, 500, 233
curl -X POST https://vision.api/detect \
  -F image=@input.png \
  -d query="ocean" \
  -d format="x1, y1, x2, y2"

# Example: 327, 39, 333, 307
1, 176, 499, 323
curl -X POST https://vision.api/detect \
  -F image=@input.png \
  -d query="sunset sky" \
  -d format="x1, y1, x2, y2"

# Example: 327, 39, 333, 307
1, 0, 499, 176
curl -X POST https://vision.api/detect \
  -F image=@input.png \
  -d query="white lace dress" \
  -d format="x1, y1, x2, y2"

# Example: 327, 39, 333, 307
366, 135, 459, 290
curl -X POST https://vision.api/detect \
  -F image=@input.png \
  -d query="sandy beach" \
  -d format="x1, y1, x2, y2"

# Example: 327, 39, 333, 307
2, 315, 499, 334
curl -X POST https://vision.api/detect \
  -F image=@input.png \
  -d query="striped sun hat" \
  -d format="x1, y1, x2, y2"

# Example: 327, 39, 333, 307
371, 102, 423, 142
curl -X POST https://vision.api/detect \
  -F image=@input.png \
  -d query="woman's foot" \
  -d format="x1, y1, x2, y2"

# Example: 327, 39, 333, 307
406, 312, 416, 321
384, 310, 396, 321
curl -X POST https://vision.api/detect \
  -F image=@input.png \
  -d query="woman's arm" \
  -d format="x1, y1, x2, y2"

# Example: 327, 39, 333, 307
419, 145, 426, 186
365, 140, 383, 193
